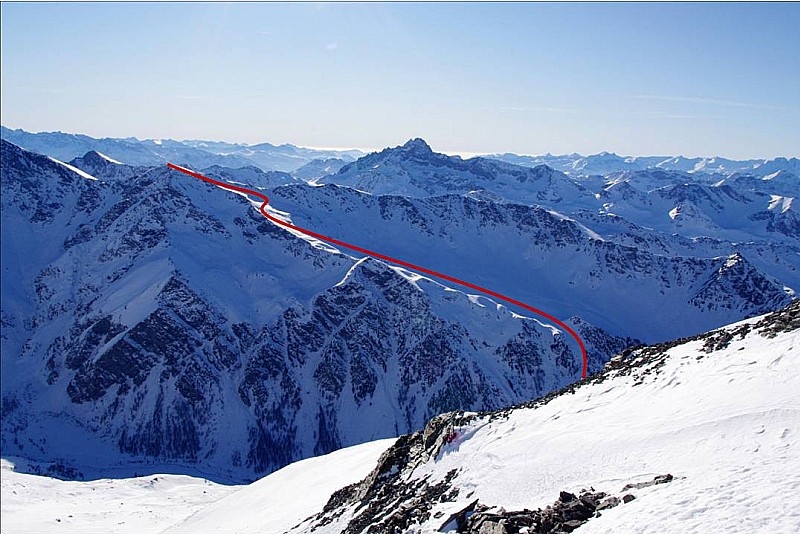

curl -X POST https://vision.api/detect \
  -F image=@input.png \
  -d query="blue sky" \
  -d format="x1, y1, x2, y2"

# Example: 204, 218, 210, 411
2, 2, 798, 158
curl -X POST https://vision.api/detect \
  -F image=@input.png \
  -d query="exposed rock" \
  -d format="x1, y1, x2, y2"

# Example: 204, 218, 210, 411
596, 496, 620, 511
449, 489, 609, 533
622, 473, 674, 491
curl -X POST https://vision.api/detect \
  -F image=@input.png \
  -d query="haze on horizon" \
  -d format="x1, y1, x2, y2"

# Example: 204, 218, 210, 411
1, 2, 798, 159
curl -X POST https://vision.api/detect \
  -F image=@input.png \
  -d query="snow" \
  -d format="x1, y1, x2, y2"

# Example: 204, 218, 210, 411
0, 459, 235, 534
162, 438, 395, 534
96, 152, 123, 164
723, 255, 742, 269
46, 156, 98, 181
768, 194, 793, 214
1, 433, 393, 534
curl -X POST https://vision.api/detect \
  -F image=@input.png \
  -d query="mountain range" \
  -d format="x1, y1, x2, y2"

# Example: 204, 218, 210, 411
1, 130, 797, 519
0, 127, 364, 173
487, 150, 800, 178
5, 126, 799, 179
1, 139, 627, 483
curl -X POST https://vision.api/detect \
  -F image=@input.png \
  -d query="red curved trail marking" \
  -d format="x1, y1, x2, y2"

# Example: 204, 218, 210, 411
167, 163, 588, 379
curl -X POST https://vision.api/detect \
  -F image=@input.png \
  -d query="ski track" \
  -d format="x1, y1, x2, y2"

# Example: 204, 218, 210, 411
166, 163, 589, 378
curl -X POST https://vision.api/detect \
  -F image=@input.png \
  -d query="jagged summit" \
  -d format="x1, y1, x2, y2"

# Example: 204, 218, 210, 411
70, 150, 119, 170
68, 149, 137, 180
323, 138, 595, 207
399, 137, 433, 154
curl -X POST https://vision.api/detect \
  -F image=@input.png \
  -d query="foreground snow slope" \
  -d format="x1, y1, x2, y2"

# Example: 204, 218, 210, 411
0, 459, 235, 534
162, 438, 395, 534
278, 302, 798, 533
0, 439, 394, 534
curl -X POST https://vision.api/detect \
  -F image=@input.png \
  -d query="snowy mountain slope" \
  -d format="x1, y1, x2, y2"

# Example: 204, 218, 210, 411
0, 127, 254, 169
181, 139, 363, 171
715, 170, 800, 199
0, 439, 394, 534
0, 127, 363, 172
1, 140, 624, 483
210, 300, 800, 534
602, 168, 716, 192
162, 439, 396, 534
597, 180, 800, 244
67, 151, 143, 181
269, 183, 792, 342
569, 210, 800, 292
317, 140, 799, 250
2, 135, 796, 487
320, 139, 598, 209
605, 167, 799, 200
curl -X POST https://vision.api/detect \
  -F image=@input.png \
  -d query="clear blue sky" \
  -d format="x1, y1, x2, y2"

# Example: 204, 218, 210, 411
2, 2, 798, 158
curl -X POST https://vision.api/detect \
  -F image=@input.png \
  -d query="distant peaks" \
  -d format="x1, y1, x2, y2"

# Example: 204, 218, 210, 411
400, 138, 433, 154
82, 150, 105, 161
79, 150, 123, 165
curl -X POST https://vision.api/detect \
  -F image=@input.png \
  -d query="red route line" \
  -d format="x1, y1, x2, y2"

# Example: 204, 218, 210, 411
167, 163, 588, 379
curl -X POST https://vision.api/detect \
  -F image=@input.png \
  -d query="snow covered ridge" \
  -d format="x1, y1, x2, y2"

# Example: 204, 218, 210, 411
249, 300, 799, 534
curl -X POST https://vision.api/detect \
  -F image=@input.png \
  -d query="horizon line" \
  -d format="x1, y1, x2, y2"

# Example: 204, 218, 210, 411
2, 124, 797, 162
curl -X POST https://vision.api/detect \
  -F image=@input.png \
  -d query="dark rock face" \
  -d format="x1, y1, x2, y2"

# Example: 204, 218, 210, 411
323, 474, 673, 534
691, 254, 790, 313
305, 412, 471, 532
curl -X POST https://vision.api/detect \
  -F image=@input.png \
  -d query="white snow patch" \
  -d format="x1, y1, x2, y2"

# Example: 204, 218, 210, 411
398, 315, 800, 534
724, 254, 741, 268
768, 195, 794, 214
96, 152, 123, 165
47, 156, 98, 181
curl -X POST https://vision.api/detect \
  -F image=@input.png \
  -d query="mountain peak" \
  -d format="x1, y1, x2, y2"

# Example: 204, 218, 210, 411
400, 138, 433, 154
79, 150, 122, 165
